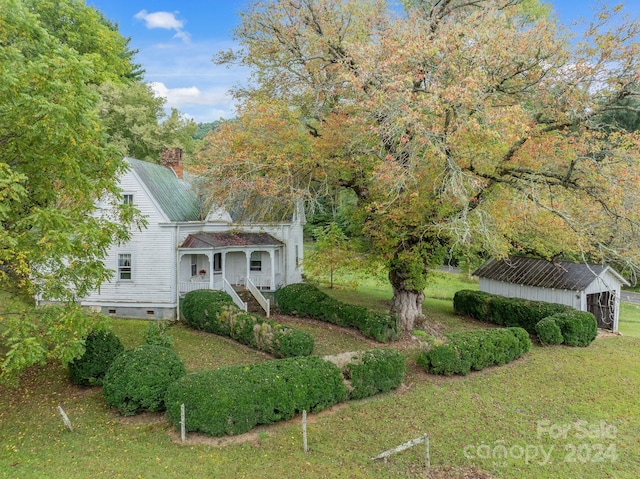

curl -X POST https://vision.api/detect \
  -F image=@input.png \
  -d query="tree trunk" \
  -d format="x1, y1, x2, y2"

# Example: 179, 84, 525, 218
389, 268, 425, 334
390, 287, 425, 333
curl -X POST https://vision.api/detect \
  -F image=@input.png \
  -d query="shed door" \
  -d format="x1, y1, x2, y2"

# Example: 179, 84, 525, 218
587, 292, 614, 330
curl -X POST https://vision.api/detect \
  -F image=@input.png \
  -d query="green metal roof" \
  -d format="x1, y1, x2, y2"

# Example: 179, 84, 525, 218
126, 158, 203, 222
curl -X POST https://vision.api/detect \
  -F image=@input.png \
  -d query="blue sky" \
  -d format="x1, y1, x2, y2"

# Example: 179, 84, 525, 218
86, 0, 640, 123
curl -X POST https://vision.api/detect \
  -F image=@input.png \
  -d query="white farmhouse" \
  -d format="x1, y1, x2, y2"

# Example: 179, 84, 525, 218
473, 256, 628, 333
81, 148, 304, 320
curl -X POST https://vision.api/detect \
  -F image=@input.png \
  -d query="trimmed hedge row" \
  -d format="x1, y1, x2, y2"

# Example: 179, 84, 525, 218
181, 289, 314, 358
453, 290, 572, 333
275, 283, 400, 342
540, 311, 598, 347
325, 348, 407, 400
165, 348, 406, 437
454, 290, 598, 347
416, 327, 532, 376
68, 330, 124, 386
166, 356, 347, 436
103, 345, 186, 416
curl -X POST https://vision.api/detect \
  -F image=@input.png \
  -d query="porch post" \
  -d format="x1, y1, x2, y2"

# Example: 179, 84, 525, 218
270, 250, 275, 290
209, 252, 214, 290
221, 251, 227, 284
246, 249, 253, 284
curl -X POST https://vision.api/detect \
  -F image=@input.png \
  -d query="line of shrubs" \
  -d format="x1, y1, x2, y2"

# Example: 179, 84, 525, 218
181, 289, 314, 358
416, 327, 532, 376
70, 327, 406, 434
275, 283, 400, 342
535, 311, 598, 347
165, 348, 406, 436
453, 290, 598, 347
68, 328, 187, 416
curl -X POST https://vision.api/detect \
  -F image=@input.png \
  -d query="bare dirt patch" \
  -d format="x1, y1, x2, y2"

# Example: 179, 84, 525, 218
597, 329, 621, 339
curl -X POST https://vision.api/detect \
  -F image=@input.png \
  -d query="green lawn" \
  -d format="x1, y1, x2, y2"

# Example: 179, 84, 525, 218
1, 274, 639, 478
619, 302, 640, 338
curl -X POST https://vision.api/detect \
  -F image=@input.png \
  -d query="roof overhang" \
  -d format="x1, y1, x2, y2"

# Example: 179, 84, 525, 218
179, 231, 284, 249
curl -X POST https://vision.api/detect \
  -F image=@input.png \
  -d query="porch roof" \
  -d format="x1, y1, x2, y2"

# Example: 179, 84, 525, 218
180, 231, 284, 249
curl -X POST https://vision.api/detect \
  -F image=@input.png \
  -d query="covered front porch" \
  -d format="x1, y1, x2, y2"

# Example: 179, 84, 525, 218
177, 231, 285, 296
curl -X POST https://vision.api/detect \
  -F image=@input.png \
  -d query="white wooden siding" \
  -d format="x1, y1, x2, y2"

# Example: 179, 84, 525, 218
178, 221, 304, 286
82, 170, 176, 308
478, 278, 581, 309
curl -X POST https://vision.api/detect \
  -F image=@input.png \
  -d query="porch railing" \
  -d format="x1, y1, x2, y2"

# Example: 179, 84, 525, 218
179, 276, 223, 295
223, 278, 247, 312
246, 277, 270, 317
248, 274, 273, 289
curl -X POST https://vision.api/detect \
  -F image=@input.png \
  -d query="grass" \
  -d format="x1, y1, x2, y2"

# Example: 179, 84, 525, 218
619, 302, 640, 338
1, 273, 640, 478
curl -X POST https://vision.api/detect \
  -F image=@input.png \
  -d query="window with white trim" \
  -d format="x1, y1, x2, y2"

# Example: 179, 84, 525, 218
122, 194, 134, 205
214, 253, 222, 272
250, 251, 262, 271
118, 253, 132, 280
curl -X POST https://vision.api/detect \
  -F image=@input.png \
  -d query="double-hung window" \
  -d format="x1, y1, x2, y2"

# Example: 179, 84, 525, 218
118, 254, 132, 280
250, 251, 262, 272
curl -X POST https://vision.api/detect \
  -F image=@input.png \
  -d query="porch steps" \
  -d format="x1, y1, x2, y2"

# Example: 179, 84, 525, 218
236, 290, 266, 316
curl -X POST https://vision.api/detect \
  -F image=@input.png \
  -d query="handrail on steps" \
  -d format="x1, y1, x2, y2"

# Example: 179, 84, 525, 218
246, 277, 270, 317
223, 278, 247, 312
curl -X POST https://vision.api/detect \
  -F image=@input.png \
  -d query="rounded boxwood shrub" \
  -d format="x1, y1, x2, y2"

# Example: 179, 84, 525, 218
343, 349, 406, 400
535, 317, 564, 345
165, 356, 346, 437
548, 311, 598, 347
416, 342, 470, 376
68, 330, 124, 386
103, 345, 186, 416
180, 289, 235, 330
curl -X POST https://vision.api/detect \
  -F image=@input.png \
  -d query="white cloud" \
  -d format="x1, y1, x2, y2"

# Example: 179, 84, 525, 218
134, 37, 247, 121
134, 10, 190, 42
150, 82, 200, 106
149, 81, 236, 121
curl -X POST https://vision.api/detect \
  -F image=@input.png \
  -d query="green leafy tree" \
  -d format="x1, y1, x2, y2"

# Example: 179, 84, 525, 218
194, 121, 224, 140
196, 0, 640, 334
96, 82, 197, 163
305, 223, 364, 289
23, 0, 142, 83
0, 0, 140, 382
160, 108, 198, 162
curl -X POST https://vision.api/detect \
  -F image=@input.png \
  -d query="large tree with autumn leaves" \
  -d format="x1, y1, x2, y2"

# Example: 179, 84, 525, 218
195, 0, 640, 333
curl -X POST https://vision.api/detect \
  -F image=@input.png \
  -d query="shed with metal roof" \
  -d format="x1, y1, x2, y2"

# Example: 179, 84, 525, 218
473, 256, 628, 332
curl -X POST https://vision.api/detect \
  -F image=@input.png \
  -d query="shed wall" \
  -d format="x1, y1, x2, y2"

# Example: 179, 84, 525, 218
478, 278, 581, 310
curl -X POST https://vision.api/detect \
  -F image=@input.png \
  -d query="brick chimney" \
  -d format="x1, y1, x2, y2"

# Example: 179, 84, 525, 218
161, 147, 183, 178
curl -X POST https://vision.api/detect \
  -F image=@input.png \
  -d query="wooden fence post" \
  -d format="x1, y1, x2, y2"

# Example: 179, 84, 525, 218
302, 410, 308, 453
57, 406, 73, 432
372, 434, 430, 470
180, 404, 186, 443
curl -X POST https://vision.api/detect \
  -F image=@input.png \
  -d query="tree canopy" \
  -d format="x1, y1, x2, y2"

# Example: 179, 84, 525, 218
196, 0, 640, 333
0, 0, 146, 382
96, 81, 197, 163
